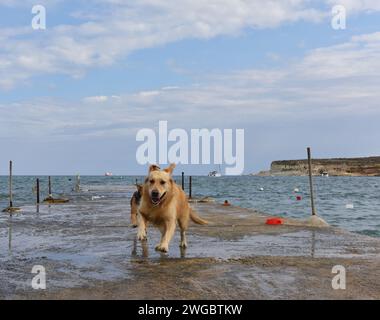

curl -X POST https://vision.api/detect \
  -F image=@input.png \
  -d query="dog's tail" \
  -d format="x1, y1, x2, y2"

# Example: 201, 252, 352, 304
190, 208, 208, 225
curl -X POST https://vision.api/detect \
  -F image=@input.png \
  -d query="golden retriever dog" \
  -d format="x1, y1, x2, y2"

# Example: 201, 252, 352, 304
137, 163, 208, 253
130, 184, 143, 228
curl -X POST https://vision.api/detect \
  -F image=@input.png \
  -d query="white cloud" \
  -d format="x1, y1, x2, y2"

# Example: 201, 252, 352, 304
1, 30, 380, 140
0, 0, 61, 7
297, 31, 380, 79
325, 0, 380, 13
2, 0, 380, 90
0, 0, 332, 90
138, 90, 160, 97
83, 95, 109, 103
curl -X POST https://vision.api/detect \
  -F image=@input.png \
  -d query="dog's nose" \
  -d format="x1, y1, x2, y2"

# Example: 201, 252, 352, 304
151, 190, 159, 197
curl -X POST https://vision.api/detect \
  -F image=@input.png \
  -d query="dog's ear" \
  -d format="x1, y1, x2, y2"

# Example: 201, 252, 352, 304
148, 164, 160, 173
163, 163, 176, 175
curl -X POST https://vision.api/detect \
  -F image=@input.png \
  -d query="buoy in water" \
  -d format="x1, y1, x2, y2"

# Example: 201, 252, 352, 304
346, 203, 354, 209
259, 187, 264, 191
296, 195, 302, 201
294, 188, 300, 193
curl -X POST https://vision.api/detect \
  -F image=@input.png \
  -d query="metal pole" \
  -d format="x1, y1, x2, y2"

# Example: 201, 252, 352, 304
181, 172, 184, 191
9, 161, 13, 208
48, 176, 52, 197
307, 147, 317, 216
36, 178, 40, 204
189, 176, 192, 199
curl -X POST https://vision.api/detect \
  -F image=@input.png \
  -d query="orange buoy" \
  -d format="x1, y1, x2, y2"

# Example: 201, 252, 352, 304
266, 218, 283, 225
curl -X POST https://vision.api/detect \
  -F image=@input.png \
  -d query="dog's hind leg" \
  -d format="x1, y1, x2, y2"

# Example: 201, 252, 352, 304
130, 202, 138, 227
178, 219, 188, 248
179, 230, 187, 248
155, 219, 176, 253
178, 215, 189, 248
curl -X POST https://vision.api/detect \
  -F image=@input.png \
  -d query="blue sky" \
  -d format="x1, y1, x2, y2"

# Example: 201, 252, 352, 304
0, 0, 380, 175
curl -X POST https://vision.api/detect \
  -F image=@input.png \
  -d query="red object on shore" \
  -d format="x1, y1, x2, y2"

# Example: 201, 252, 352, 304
266, 218, 283, 225
223, 200, 231, 206
296, 196, 302, 201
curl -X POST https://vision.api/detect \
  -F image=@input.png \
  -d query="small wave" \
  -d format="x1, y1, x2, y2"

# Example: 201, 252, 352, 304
357, 229, 380, 237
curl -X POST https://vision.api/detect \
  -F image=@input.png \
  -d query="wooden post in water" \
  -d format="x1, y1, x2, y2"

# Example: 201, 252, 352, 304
307, 147, 317, 216
2, 161, 20, 213
9, 161, 13, 208
48, 176, 52, 197
75, 174, 81, 192
181, 172, 185, 191
36, 179, 40, 204
43, 175, 68, 204
189, 176, 192, 199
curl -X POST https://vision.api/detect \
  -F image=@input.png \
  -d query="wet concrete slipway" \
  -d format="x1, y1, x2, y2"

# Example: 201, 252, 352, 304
0, 184, 379, 300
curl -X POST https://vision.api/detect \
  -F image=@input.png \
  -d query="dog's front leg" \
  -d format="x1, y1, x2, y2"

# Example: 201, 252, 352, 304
155, 219, 176, 253
137, 213, 147, 241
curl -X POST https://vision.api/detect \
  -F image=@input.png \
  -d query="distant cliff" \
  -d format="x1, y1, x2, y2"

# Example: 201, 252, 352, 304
256, 156, 380, 176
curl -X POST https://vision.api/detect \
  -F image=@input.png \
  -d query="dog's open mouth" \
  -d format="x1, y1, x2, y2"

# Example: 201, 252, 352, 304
151, 192, 166, 205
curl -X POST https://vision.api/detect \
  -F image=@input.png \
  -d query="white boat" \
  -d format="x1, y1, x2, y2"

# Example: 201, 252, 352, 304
104, 172, 113, 177
208, 170, 222, 177
208, 165, 222, 177
321, 172, 329, 177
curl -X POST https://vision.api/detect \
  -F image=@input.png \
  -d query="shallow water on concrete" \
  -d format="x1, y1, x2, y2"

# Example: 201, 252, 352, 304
0, 185, 380, 298
1, 183, 379, 298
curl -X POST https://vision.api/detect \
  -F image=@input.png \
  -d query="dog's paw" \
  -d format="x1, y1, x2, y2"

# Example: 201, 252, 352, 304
179, 241, 188, 248
155, 244, 168, 253
137, 233, 147, 241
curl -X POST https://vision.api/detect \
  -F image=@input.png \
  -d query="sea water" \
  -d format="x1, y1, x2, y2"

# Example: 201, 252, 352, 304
0, 175, 379, 237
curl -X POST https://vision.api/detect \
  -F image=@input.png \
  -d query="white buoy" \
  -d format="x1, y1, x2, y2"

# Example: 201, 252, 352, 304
307, 215, 329, 227
259, 187, 264, 191
346, 203, 354, 209
294, 188, 300, 193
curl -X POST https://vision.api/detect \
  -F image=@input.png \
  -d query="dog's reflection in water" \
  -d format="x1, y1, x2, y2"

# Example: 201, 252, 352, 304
180, 246, 187, 258
131, 238, 187, 258
131, 238, 149, 258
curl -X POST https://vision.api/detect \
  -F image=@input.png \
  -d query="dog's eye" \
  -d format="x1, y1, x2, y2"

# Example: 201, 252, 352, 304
150, 179, 154, 184
160, 180, 166, 185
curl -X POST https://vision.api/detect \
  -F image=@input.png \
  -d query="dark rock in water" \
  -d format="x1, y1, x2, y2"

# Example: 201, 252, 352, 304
2, 207, 21, 213
43, 196, 69, 204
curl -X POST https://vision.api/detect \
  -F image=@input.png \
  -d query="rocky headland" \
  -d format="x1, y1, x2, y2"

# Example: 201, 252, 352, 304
256, 156, 380, 176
